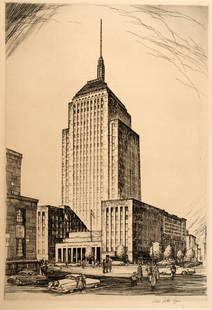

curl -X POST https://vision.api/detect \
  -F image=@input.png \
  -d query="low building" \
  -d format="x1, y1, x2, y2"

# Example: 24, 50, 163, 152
101, 199, 186, 263
37, 205, 88, 262
6, 149, 38, 274
55, 231, 101, 263
186, 233, 199, 261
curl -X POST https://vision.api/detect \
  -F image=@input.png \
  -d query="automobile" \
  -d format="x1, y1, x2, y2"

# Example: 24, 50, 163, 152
48, 274, 100, 293
158, 264, 195, 276
7, 269, 48, 286
45, 264, 70, 280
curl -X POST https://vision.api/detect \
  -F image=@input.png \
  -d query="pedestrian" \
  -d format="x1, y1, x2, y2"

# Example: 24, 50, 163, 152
147, 262, 157, 290
137, 263, 143, 283
130, 272, 138, 287
108, 258, 112, 272
102, 259, 106, 273
82, 259, 86, 269
77, 274, 85, 293
105, 258, 109, 273
92, 258, 95, 268
170, 263, 176, 280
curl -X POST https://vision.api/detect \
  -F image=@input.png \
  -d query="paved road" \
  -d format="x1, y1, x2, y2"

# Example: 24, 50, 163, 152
5, 266, 206, 299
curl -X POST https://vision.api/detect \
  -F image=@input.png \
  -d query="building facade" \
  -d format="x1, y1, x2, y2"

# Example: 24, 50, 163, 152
6, 149, 38, 274
101, 199, 187, 262
61, 22, 141, 231
37, 205, 87, 262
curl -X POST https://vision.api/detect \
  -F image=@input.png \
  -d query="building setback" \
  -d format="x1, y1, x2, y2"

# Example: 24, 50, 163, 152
62, 21, 141, 232
6, 149, 38, 274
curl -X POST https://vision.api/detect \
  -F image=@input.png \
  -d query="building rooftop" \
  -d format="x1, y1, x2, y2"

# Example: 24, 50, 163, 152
73, 78, 128, 113
101, 198, 187, 221
6, 148, 22, 158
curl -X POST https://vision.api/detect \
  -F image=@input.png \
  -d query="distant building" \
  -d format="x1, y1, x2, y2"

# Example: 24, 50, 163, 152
186, 233, 199, 261
6, 149, 38, 274
101, 199, 186, 262
37, 205, 87, 262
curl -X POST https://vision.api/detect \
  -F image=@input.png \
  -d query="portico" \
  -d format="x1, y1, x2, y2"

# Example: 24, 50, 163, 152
55, 231, 101, 263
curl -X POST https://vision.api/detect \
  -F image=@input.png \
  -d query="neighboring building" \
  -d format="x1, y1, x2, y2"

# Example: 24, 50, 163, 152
6, 149, 38, 274
161, 212, 187, 256
37, 205, 87, 262
186, 233, 199, 261
61, 20, 141, 231
101, 199, 186, 262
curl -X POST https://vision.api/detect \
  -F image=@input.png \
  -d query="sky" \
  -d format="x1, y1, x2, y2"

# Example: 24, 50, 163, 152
5, 4, 208, 243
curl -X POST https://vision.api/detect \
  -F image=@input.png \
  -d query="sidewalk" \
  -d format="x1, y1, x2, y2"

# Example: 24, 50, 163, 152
59, 264, 139, 279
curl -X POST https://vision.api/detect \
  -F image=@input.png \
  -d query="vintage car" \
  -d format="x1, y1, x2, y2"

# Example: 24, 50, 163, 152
7, 269, 48, 286
45, 264, 70, 280
48, 274, 100, 293
158, 265, 195, 276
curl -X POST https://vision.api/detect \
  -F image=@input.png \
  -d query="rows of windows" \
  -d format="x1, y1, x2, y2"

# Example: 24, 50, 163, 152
105, 206, 129, 252
69, 95, 105, 225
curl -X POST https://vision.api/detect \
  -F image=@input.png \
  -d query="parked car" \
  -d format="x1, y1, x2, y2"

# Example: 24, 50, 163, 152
7, 269, 48, 286
45, 264, 70, 280
158, 264, 195, 276
48, 274, 100, 293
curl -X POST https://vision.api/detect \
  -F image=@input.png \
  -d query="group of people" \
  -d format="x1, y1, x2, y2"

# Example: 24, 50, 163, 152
131, 261, 177, 290
131, 261, 159, 290
102, 257, 112, 273
81, 258, 100, 269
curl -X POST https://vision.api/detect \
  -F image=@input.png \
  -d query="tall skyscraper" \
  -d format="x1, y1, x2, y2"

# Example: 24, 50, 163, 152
62, 20, 141, 231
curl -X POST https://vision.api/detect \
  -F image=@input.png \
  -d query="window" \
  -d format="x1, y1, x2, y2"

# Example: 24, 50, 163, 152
16, 209, 24, 224
16, 238, 24, 257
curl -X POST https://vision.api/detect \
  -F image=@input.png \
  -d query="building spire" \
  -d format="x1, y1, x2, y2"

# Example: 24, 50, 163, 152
100, 18, 102, 57
97, 19, 105, 81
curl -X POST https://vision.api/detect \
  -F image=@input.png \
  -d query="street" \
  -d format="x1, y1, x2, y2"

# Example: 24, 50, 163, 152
4, 265, 206, 299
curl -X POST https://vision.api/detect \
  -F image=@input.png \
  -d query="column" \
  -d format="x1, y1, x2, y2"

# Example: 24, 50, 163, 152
76, 247, 78, 262
108, 207, 111, 251
71, 248, 73, 263
113, 207, 116, 251
55, 247, 58, 262
66, 247, 68, 263
81, 248, 83, 261
61, 247, 63, 263
123, 206, 126, 247
94, 247, 96, 260
118, 206, 121, 246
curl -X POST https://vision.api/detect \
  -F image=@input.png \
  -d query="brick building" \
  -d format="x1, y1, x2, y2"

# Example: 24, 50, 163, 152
6, 149, 38, 274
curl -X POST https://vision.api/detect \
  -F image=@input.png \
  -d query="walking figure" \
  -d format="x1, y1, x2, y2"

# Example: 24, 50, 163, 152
137, 263, 143, 283
130, 272, 138, 287
108, 258, 112, 272
170, 264, 176, 280
102, 259, 106, 273
77, 274, 86, 293
147, 262, 158, 290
